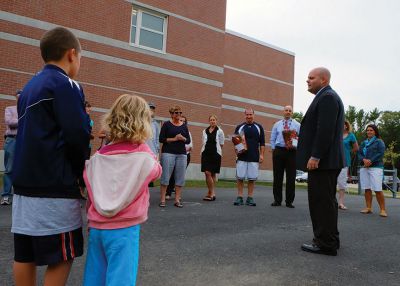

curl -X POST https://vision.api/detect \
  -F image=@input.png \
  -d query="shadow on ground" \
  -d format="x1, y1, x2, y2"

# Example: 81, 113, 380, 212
0, 187, 399, 285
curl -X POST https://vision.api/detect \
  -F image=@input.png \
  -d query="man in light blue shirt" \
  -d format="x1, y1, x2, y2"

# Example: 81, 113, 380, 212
146, 102, 160, 187
270, 105, 301, 208
146, 102, 160, 156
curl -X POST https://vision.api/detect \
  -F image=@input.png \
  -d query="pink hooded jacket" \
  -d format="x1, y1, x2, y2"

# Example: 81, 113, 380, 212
83, 141, 162, 229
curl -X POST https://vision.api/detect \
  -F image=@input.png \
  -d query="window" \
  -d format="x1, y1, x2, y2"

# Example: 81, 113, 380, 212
130, 7, 167, 53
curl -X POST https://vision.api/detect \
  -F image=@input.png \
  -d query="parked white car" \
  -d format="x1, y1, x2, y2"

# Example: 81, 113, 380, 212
296, 171, 308, 183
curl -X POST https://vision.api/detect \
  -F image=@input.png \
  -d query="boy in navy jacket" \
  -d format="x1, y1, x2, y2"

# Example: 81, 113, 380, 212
12, 27, 90, 285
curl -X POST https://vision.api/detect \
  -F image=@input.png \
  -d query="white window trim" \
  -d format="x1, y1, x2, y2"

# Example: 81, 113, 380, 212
130, 7, 167, 54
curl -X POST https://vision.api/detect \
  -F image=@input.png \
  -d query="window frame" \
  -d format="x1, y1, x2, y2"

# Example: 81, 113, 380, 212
129, 7, 168, 54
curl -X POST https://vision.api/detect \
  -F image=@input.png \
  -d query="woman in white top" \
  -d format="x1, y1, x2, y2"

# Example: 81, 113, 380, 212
201, 115, 225, 201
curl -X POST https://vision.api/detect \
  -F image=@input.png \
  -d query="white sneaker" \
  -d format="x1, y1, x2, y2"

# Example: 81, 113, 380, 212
1, 197, 11, 205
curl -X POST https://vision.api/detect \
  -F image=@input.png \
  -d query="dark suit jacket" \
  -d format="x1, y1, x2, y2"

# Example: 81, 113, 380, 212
296, 85, 345, 171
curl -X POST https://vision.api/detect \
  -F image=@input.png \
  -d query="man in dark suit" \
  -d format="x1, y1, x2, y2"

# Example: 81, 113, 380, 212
297, 67, 345, 256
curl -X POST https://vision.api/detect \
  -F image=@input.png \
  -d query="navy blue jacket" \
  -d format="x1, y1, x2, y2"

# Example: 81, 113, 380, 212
296, 85, 345, 171
358, 138, 385, 168
12, 64, 90, 198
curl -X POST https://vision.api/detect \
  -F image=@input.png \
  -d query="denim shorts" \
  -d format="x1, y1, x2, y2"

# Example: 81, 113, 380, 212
160, 153, 187, 186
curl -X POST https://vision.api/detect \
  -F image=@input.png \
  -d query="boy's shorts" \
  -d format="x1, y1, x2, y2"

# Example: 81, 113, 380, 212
236, 160, 259, 181
14, 227, 83, 266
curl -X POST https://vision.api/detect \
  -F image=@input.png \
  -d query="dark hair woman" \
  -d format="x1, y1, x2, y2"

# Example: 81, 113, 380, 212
358, 124, 387, 217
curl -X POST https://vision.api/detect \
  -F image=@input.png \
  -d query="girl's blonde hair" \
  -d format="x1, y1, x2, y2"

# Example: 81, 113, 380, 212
102, 94, 152, 143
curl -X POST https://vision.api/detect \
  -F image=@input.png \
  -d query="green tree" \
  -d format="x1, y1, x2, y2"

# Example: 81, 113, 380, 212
345, 105, 356, 125
345, 106, 400, 169
345, 106, 382, 142
383, 142, 400, 169
369, 108, 382, 124
379, 111, 400, 153
292, 111, 303, 122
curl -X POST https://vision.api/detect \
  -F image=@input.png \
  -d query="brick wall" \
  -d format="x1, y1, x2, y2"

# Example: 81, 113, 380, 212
0, 0, 294, 179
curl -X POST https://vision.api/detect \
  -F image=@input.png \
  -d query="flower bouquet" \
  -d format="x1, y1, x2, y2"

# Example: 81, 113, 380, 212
231, 133, 247, 154
282, 130, 298, 149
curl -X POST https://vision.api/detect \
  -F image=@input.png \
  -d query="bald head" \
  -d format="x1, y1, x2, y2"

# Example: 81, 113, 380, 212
313, 67, 331, 82
283, 105, 293, 119
307, 67, 331, 94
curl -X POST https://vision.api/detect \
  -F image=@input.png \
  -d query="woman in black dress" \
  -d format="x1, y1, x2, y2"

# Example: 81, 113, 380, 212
201, 115, 225, 201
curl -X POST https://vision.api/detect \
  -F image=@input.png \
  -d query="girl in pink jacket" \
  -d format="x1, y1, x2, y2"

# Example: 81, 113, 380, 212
83, 94, 162, 286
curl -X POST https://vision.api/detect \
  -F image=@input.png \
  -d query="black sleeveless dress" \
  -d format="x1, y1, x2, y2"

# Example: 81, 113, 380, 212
201, 127, 222, 173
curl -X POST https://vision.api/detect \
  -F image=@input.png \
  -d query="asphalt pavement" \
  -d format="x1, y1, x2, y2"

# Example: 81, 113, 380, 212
1, 186, 399, 286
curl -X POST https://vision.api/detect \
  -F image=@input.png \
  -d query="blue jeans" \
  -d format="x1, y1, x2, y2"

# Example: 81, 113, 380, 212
83, 225, 140, 286
2, 137, 16, 198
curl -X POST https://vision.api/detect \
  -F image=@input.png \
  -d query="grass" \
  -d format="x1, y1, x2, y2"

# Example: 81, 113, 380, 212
0, 174, 396, 198
152, 179, 308, 189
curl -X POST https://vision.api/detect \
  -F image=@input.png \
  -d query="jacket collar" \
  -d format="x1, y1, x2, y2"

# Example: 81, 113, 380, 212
315, 85, 331, 97
44, 64, 68, 76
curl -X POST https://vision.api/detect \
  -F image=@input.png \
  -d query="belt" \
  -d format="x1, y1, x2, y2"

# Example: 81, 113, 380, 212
4, 135, 16, 139
275, 146, 296, 151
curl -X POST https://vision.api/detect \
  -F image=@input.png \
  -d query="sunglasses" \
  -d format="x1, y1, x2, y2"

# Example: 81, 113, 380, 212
173, 111, 182, 114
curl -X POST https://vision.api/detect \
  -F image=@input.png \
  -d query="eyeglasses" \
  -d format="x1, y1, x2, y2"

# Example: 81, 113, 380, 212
173, 111, 182, 114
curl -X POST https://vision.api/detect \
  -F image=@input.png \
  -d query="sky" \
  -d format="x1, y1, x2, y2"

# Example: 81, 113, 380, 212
226, 0, 400, 114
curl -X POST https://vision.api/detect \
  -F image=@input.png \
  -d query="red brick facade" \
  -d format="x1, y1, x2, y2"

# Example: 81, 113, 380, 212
0, 0, 294, 179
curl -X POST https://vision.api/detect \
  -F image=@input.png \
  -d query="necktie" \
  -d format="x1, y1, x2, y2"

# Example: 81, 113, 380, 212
284, 120, 289, 130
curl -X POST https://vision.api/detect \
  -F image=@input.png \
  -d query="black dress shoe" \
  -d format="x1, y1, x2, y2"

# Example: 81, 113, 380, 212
312, 238, 340, 250
301, 243, 337, 256
271, 202, 281, 206
286, 203, 295, 208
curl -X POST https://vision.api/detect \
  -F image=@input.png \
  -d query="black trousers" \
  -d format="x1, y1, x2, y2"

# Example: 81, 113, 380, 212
308, 169, 340, 250
272, 147, 296, 204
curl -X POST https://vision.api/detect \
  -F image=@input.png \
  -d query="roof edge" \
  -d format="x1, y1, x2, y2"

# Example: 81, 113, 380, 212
226, 29, 295, 56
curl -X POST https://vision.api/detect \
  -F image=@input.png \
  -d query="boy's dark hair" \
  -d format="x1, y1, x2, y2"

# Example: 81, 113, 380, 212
40, 27, 81, 63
